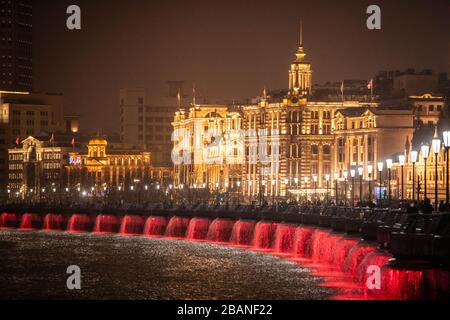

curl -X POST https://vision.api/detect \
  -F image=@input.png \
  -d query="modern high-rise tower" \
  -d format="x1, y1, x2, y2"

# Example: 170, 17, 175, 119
0, 0, 33, 92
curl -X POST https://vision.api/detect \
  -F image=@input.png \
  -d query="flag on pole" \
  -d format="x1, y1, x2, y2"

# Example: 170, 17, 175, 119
71, 137, 75, 146
15, 136, 20, 145
49, 133, 55, 143
192, 84, 196, 106
368, 79, 374, 101
177, 88, 181, 108
340, 81, 344, 101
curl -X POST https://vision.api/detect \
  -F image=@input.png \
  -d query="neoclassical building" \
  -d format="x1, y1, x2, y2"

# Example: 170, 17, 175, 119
172, 32, 447, 202
7, 136, 70, 199
66, 138, 152, 192
172, 104, 242, 192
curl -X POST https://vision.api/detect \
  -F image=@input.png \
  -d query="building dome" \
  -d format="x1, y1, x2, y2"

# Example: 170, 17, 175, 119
88, 138, 108, 146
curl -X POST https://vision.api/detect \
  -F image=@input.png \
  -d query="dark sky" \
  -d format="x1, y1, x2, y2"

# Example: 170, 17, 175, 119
33, 0, 450, 133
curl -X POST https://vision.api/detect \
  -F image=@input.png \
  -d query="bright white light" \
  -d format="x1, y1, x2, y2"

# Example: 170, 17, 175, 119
350, 169, 356, 178
386, 159, 393, 169
411, 150, 418, 163
294, 177, 299, 184
313, 175, 318, 183
358, 167, 363, 176
443, 131, 450, 148
343, 171, 348, 179
334, 172, 339, 180
398, 155, 406, 166
421, 144, 430, 159
367, 165, 373, 175
377, 162, 384, 172
432, 135, 441, 154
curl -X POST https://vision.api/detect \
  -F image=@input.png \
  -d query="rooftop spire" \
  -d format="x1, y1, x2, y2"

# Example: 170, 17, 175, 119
300, 19, 303, 47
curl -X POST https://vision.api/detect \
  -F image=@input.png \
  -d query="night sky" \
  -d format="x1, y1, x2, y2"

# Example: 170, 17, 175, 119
32, 0, 450, 133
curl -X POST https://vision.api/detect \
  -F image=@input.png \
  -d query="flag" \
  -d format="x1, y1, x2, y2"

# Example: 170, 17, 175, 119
15, 136, 20, 145
71, 137, 75, 146
340, 81, 344, 95
367, 79, 373, 90
177, 88, 181, 108
49, 133, 55, 143
192, 84, 196, 106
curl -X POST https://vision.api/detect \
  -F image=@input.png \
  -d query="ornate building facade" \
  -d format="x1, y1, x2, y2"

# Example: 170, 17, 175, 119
66, 138, 152, 192
172, 104, 242, 192
171, 32, 448, 204
7, 136, 70, 199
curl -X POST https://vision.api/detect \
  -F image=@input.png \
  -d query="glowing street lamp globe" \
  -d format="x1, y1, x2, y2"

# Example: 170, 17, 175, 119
367, 164, 373, 175
398, 155, 406, 166
443, 131, 450, 148
411, 150, 418, 163
358, 167, 363, 176
350, 169, 356, 178
421, 144, 430, 159
377, 162, 384, 172
386, 159, 393, 170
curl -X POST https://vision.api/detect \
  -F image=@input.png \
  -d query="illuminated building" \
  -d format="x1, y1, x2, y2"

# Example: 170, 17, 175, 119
0, 91, 77, 189
409, 93, 446, 126
7, 136, 71, 200
170, 30, 446, 204
66, 137, 152, 191
172, 104, 242, 192
391, 127, 448, 202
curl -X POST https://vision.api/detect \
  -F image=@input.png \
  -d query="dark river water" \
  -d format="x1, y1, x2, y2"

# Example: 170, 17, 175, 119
0, 230, 333, 300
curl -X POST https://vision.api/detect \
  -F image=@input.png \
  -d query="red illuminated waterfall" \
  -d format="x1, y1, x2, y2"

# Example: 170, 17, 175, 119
230, 220, 256, 246
2, 210, 449, 300
165, 217, 190, 237
120, 215, 144, 235
94, 215, 120, 234
206, 219, 235, 242
0, 213, 18, 229
43, 214, 65, 231
67, 214, 92, 233
272, 224, 297, 254
144, 217, 168, 236
20, 213, 42, 230
186, 218, 210, 240
253, 222, 277, 249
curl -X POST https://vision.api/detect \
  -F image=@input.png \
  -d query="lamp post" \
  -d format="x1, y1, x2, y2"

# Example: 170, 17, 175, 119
313, 175, 318, 203
284, 178, 289, 202
432, 129, 441, 212
367, 164, 373, 203
358, 167, 363, 206
304, 176, 309, 202
334, 172, 339, 205
443, 130, 450, 204
325, 174, 330, 204
343, 171, 348, 206
378, 162, 384, 208
386, 159, 393, 205
271, 179, 276, 205
411, 150, 418, 202
398, 155, 405, 202
421, 144, 430, 201
350, 169, 356, 207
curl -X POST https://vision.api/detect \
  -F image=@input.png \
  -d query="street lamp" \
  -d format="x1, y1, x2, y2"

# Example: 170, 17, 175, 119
304, 176, 309, 202
377, 161, 384, 207
325, 174, 330, 204
443, 130, 450, 204
313, 175, 318, 203
421, 144, 430, 201
343, 171, 348, 206
350, 169, 356, 207
432, 128, 441, 211
334, 172, 339, 205
358, 167, 363, 205
398, 155, 406, 202
367, 164, 373, 203
411, 150, 418, 201
386, 159, 393, 204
